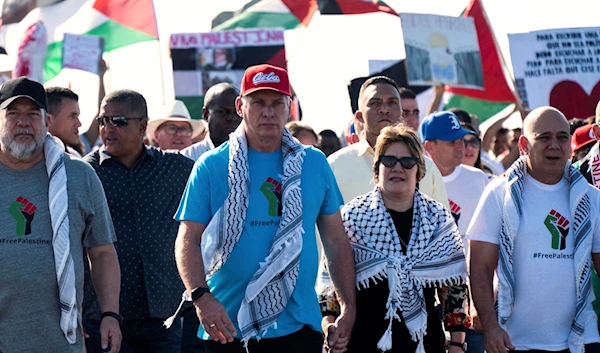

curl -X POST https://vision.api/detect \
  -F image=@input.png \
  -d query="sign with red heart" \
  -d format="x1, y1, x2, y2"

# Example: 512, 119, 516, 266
508, 27, 600, 118
549, 80, 600, 119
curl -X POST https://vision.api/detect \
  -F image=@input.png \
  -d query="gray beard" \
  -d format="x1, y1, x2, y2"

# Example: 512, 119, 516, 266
1, 128, 46, 161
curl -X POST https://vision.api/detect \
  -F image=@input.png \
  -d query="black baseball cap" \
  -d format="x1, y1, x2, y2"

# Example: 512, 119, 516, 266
0, 77, 47, 110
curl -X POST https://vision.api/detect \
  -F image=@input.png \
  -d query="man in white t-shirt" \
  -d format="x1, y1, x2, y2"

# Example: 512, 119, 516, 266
420, 112, 489, 238
467, 107, 600, 353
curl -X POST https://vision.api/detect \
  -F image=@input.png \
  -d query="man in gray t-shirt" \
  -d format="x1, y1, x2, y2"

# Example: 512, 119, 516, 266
0, 77, 122, 353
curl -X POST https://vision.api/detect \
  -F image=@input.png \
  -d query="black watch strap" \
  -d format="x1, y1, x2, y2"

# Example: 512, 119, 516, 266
191, 286, 211, 302
449, 341, 467, 351
101, 311, 123, 325
450, 341, 467, 352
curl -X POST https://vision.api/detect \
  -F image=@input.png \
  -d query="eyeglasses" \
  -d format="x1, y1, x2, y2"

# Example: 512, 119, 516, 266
378, 155, 419, 169
463, 137, 481, 148
159, 124, 193, 137
96, 116, 144, 127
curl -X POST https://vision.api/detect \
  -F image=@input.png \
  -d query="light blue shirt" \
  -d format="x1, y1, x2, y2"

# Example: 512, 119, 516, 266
175, 142, 343, 340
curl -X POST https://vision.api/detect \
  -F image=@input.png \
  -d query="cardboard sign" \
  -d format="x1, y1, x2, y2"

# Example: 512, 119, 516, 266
509, 27, 600, 118
62, 33, 103, 74
400, 13, 483, 89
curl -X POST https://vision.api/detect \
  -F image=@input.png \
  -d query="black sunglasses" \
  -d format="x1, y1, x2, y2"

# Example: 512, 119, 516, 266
96, 116, 143, 127
378, 155, 419, 169
463, 136, 481, 148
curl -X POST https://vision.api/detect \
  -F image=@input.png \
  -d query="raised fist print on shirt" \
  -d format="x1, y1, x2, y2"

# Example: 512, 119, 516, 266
544, 209, 570, 250
260, 177, 283, 217
9, 196, 37, 236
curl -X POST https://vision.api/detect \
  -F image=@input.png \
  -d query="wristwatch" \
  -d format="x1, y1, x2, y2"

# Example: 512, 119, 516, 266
191, 286, 211, 302
449, 341, 467, 352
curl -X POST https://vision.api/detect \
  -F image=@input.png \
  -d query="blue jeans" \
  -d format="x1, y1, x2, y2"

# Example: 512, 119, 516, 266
120, 318, 182, 353
466, 329, 484, 353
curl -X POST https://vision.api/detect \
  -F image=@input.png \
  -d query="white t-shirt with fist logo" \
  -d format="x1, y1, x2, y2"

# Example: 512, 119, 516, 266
466, 176, 600, 350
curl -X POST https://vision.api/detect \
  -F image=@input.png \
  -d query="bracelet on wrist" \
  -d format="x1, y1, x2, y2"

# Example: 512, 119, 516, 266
101, 311, 123, 325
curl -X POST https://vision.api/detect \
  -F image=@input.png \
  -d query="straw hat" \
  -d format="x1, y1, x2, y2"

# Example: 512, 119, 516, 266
147, 100, 206, 139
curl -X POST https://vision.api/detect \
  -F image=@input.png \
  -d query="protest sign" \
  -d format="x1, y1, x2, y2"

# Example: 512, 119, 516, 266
170, 28, 286, 117
509, 27, 600, 119
400, 13, 483, 89
62, 33, 103, 74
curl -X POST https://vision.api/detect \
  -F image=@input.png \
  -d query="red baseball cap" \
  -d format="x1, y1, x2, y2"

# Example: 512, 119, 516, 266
571, 124, 596, 152
240, 64, 291, 97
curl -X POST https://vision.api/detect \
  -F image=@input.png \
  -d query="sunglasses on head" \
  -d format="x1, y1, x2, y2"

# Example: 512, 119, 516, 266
96, 116, 143, 127
378, 155, 419, 169
463, 136, 481, 148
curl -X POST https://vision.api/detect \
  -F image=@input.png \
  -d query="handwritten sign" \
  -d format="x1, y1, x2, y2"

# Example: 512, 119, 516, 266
170, 28, 286, 118
62, 33, 103, 74
509, 27, 600, 118
170, 29, 285, 49
400, 13, 483, 89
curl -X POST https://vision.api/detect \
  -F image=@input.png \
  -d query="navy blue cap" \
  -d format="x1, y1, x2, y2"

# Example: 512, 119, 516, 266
419, 111, 471, 142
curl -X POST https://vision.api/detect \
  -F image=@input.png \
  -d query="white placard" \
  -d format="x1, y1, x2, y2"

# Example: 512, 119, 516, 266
508, 27, 600, 118
62, 33, 103, 74
400, 13, 483, 89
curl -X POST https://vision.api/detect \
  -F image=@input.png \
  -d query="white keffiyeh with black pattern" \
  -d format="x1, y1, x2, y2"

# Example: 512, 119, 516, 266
318, 187, 467, 353
44, 134, 77, 344
498, 156, 593, 353
202, 124, 305, 348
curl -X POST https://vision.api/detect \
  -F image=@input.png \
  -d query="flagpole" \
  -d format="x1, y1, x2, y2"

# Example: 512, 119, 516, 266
151, 0, 166, 106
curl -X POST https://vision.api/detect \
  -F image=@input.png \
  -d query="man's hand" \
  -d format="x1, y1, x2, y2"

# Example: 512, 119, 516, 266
324, 311, 354, 353
195, 293, 237, 344
484, 323, 515, 353
99, 316, 122, 353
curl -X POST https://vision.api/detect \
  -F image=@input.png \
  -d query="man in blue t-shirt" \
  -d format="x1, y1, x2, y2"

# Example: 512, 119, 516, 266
174, 64, 356, 353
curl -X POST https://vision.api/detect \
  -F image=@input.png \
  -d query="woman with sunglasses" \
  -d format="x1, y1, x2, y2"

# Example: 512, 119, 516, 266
461, 123, 483, 170
318, 125, 470, 353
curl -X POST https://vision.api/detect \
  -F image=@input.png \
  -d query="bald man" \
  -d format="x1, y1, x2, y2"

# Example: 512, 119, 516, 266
467, 107, 600, 353
180, 83, 242, 161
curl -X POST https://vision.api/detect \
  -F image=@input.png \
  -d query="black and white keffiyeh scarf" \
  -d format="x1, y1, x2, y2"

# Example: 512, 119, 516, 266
498, 156, 593, 353
203, 124, 304, 347
318, 187, 467, 353
44, 134, 77, 343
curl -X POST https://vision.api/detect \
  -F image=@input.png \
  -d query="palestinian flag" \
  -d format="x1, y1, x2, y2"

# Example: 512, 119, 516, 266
214, 0, 317, 30
443, 0, 516, 121
44, 0, 158, 82
214, 0, 397, 31
3, 0, 158, 82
